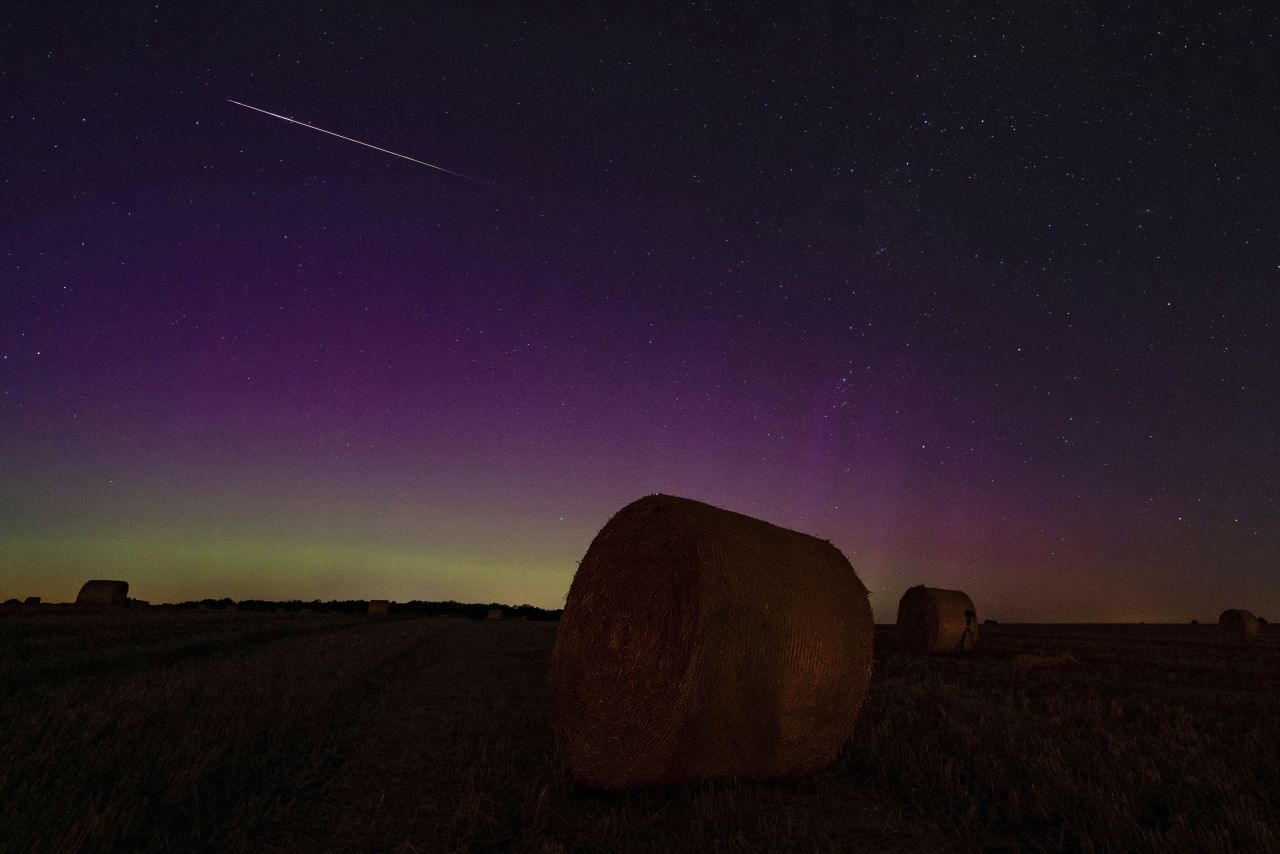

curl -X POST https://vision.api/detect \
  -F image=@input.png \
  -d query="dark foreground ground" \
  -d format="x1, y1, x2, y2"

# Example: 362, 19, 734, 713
2, 609, 1277, 853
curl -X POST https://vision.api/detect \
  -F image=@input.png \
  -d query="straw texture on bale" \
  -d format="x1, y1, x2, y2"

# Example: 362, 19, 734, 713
367, 599, 390, 617
896, 585, 977, 653
550, 494, 874, 789
486, 608, 503, 620
75, 580, 129, 607
1219, 609, 1258, 640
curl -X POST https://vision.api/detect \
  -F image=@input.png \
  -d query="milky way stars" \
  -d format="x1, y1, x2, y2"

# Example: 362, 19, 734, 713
2, 5, 1277, 619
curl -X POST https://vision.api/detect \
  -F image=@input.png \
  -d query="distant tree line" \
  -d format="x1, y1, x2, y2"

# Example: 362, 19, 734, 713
166, 597, 562, 620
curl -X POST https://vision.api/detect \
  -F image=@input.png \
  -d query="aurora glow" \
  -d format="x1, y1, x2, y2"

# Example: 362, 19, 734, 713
2, 4, 1277, 619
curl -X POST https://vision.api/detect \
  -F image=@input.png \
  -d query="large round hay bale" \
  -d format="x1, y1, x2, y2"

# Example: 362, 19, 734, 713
1219, 609, 1258, 640
896, 585, 977, 653
550, 494, 874, 789
75, 580, 129, 607
367, 599, 390, 617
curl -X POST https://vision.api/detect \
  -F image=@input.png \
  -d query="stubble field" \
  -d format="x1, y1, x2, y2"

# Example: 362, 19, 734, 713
2, 608, 1278, 853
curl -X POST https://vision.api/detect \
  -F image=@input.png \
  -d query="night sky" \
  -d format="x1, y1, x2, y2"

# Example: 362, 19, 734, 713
3, 4, 1277, 620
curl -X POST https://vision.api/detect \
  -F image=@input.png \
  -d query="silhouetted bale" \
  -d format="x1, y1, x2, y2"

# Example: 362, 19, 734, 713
3, 598, 19, 606
24, 597, 40, 606
983, 618, 999, 626
367, 599, 390, 617
896, 585, 978, 653
1190, 619, 1200, 625
550, 494, 874, 789
486, 608, 503, 620
75, 580, 129, 607
1219, 609, 1259, 640
1259, 617, 1269, 626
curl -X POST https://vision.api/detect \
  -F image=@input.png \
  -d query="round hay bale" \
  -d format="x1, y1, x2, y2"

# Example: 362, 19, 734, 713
896, 585, 977, 653
75, 580, 129, 607
550, 494, 874, 789
486, 608, 503, 620
24, 596, 40, 606
1219, 609, 1258, 640
367, 599, 390, 617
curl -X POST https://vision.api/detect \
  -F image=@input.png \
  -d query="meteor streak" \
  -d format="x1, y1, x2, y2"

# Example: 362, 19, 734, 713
226, 99, 485, 184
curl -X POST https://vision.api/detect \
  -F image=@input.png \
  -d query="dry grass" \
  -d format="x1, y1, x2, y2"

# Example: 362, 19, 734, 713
853, 624, 1280, 852
2, 613, 1277, 852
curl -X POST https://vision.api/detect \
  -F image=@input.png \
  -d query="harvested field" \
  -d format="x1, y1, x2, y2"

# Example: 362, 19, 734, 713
2, 612, 1278, 852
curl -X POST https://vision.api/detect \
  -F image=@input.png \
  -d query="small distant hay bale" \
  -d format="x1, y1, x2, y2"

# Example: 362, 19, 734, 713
1219, 609, 1258, 640
896, 585, 977, 653
550, 494, 874, 789
367, 599, 390, 617
75, 580, 129, 607
24, 596, 40, 606
486, 608, 503, 620
1013, 653, 1077, 668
